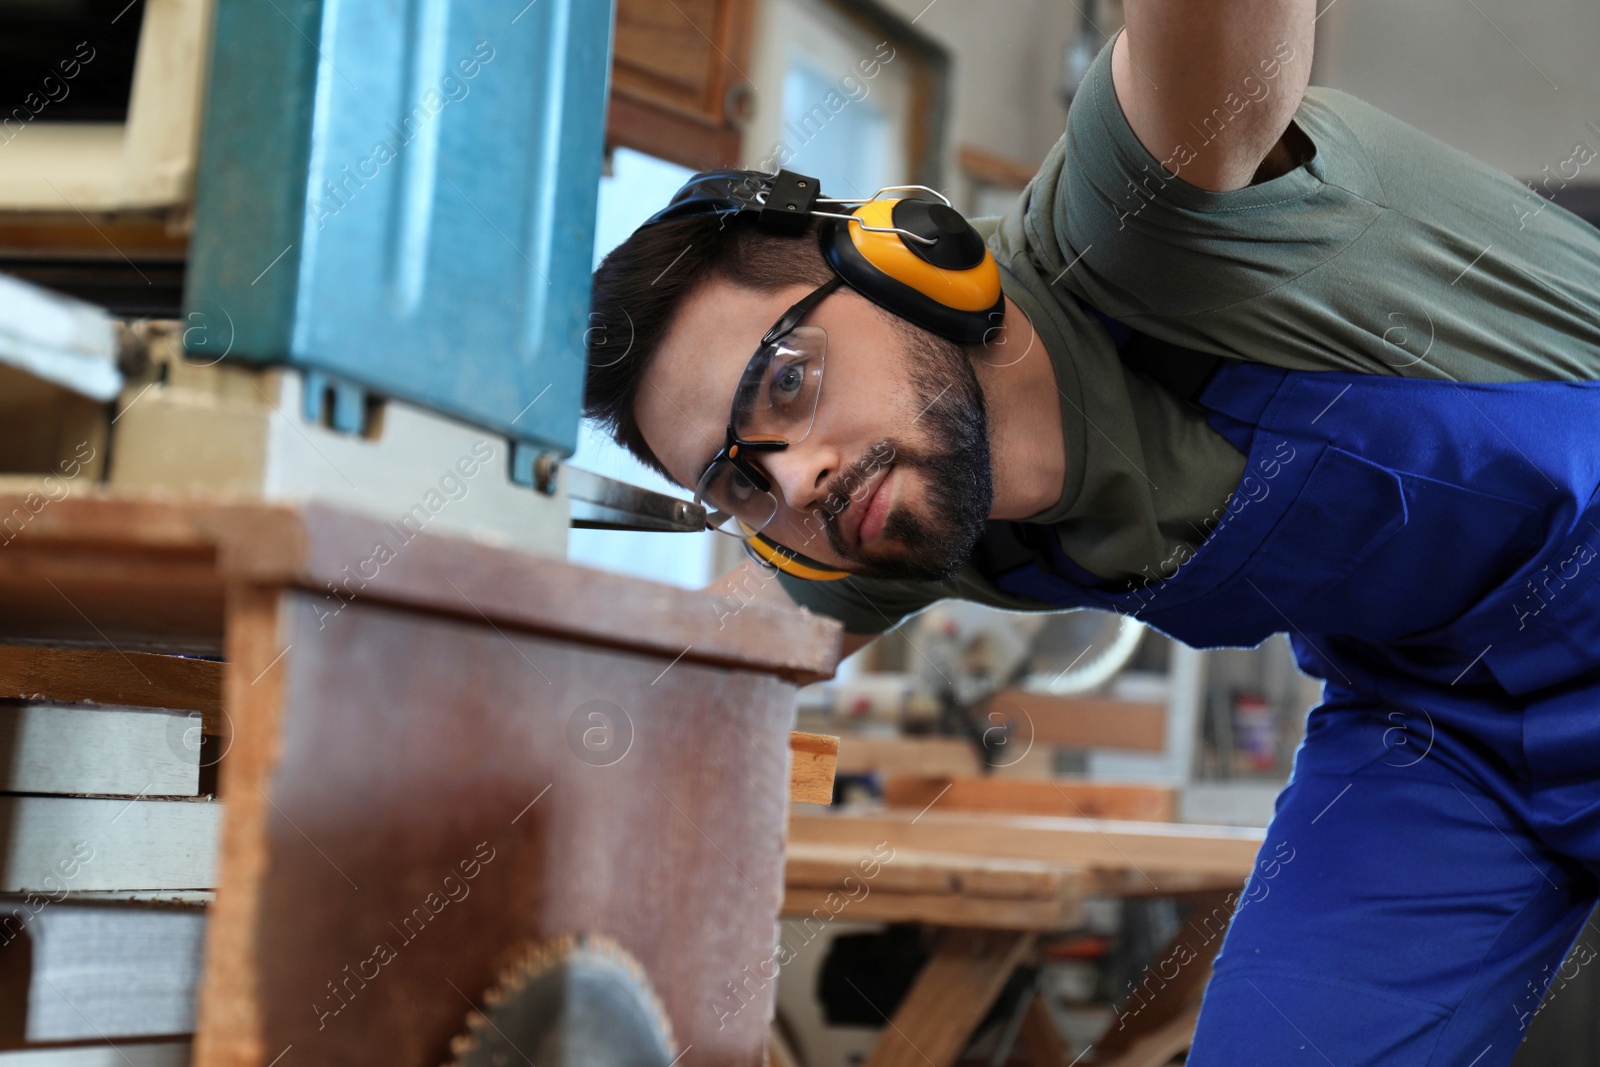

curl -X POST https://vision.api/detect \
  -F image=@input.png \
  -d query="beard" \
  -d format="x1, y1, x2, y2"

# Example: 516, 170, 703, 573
818, 321, 994, 581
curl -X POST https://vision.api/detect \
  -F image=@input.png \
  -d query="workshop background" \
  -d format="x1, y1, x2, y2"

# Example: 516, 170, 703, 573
0, 0, 1596, 1065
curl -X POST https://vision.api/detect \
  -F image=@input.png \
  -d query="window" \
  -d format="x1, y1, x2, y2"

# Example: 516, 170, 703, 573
568, 147, 719, 590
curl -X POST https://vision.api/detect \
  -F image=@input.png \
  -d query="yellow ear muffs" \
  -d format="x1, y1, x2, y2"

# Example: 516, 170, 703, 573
744, 530, 849, 581
819, 198, 1004, 344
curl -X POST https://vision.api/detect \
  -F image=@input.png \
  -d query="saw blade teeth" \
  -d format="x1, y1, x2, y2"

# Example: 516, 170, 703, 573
445, 932, 679, 1066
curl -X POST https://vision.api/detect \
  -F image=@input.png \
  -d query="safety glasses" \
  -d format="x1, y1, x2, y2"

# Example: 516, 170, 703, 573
693, 276, 845, 536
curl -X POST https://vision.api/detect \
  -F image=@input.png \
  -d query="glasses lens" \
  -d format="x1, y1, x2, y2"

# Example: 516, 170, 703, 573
731, 325, 826, 444
695, 458, 779, 536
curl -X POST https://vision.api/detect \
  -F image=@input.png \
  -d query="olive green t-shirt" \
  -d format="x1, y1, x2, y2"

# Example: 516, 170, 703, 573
777, 34, 1600, 637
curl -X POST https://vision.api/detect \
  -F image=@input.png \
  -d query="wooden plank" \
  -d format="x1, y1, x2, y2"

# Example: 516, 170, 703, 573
786, 842, 1079, 900
1094, 1003, 1201, 1067
862, 929, 1035, 1067
835, 735, 981, 779
0, 704, 200, 796
790, 731, 839, 804
0, 646, 222, 726
790, 811, 1264, 883
1020, 994, 1071, 1067
882, 778, 1176, 822
1090, 890, 1232, 1062
0, 796, 221, 892
0, 494, 842, 682
783, 887, 1078, 931
984, 690, 1166, 751
192, 584, 280, 1065
605, 93, 742, 171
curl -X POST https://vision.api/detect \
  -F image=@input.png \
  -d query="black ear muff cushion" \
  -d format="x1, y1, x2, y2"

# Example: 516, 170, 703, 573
891, 200, 989, 270
819, 217, 1003, 345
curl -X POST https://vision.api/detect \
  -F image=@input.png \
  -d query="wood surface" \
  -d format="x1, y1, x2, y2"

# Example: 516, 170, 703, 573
786, 843, 1080, 901
789, 811, 1264, 886
1020, 994, 1072, 1067
608, 0, 753, 169
783, 886, 1077, 931
192, 584, 281, 1064
835, 735, 981, 779
195, 588, 801, 1066
882, 778, 1177, 823
983, 690, 1167, 751
1093, 1003, 1202, 1067
784, 843, 1084, 931
0, 646, 222, 729
0, 493, 841, 682
1088, 889, 1232, 1063
0, 704, 199, 796
861, 929, 1035, 1067
0, 795, 220, 892
789, 732, 839, 804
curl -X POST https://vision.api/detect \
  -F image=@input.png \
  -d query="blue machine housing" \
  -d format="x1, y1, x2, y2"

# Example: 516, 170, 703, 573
184, 0, 614, 466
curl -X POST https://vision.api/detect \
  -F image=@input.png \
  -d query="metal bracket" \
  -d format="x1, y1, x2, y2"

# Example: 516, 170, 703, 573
302, 371, 373, 436
565, 467, 706, 533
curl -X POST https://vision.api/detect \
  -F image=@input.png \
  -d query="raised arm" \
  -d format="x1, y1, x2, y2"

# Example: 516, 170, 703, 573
1111, 0, 1316, 192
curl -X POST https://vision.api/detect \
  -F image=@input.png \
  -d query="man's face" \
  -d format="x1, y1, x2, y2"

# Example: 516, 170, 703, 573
635, 275, 994, 581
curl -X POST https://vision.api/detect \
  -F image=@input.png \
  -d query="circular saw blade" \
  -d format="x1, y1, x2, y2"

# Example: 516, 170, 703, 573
445, 933, 677, 1067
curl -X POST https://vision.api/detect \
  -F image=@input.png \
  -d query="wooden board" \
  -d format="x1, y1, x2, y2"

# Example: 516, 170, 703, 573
786, 843, 1080, 901
835, 735, 981, 779
0, 704, 200, 796
783, 887, 1078, 931
0, 494, 841, 682
882, 778, 1176, 822
862, 929, 1034, 1067
607, 0, 753, 169
0, 796, 221, 892
790, 811, 1264, 886
784, 844, 1085, 931
983, 690, 1167, 751
789, 732, 839, 804
0, 646, 222, 727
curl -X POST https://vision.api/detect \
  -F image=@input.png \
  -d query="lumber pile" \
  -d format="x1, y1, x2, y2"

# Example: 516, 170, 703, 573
0, 647, 223, 1063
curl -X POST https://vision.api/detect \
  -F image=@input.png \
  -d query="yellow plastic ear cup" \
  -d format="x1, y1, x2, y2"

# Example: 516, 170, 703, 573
845, 199, 1001, 312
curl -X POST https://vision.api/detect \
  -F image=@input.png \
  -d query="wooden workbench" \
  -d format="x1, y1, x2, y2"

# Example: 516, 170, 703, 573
0, 491, 841, 1066
786, 809, 1265, 1067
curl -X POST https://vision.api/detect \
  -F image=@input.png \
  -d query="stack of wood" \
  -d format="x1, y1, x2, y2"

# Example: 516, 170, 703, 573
0, 646, 224, 1065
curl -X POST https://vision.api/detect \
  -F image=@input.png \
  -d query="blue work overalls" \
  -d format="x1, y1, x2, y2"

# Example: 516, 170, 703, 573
979, 353, 1600, 1065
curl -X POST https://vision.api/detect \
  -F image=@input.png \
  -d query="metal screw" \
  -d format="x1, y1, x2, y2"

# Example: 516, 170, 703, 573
533, 452, 560, 496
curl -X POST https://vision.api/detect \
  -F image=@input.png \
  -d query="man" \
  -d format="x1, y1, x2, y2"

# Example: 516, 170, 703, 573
585, 1, 1600, 1062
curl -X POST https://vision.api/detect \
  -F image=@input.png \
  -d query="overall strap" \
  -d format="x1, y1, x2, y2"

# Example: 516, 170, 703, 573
972, 296, 1263, 601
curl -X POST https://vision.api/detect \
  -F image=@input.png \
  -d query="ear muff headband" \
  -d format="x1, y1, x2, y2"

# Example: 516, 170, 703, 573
745, 530, 849, 582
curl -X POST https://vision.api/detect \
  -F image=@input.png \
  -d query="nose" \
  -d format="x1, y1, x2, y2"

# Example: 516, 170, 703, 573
760, 439, 837, 518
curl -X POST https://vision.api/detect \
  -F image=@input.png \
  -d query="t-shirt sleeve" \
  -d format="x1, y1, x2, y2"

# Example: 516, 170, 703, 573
1048, 32, 1381, 324
1049, 36, 1600, 383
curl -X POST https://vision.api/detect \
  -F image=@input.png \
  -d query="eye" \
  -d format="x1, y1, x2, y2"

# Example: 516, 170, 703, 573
725, 466, 757, 504
769, 360, 807, 407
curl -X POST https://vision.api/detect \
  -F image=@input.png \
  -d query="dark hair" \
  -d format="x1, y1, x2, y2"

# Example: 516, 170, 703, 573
584, 214, 835, 482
